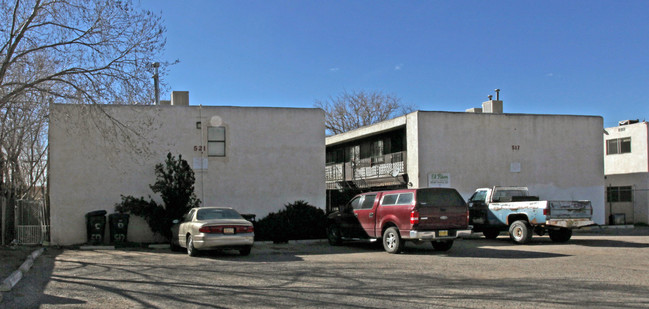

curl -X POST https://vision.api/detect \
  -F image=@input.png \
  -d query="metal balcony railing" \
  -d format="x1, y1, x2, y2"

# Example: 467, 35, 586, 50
325, 151, 406, 183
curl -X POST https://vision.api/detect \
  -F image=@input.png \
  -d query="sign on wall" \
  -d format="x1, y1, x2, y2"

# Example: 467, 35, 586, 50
193, 157, 208, 171
428, 173, 451, 188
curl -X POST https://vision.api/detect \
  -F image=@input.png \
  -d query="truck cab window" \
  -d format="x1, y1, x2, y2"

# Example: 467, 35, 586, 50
348, 197, 361, 210
361, 195, 376, 209
469, 191, 487, 202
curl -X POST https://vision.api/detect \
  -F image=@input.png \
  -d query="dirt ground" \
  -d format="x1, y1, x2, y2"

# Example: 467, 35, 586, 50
0, 246, 36, 279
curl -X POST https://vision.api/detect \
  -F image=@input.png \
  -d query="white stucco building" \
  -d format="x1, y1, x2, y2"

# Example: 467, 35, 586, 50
604, 120, 649, 224
326, 98, 606, 224
49, 93, 326, 245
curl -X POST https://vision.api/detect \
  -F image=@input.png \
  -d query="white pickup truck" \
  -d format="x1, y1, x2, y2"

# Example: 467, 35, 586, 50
467, 186, 595, 244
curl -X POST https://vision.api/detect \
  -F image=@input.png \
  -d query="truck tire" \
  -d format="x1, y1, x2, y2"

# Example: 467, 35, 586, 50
383, 227, 404, 254
327, 224, 342, 246
549, 228, 572, 242
432, 240, 454, 251
482, 229, 500, 239
509, 220, 533, 244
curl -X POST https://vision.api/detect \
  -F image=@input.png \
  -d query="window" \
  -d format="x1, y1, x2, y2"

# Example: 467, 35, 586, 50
208, 126, 226, 157
361, 195, 377, 209
183, 209, 196, 222
197, 208, 242, 220
396, 193, 414, 205
606, 137, 631, 155
607, 186, 633, 202
469, 191, 488, 203
417, 189, 466, 207
371, 140, 384, 158
381, 193, 414, 206
382, 194, 398, 205
348, 197, 361, 210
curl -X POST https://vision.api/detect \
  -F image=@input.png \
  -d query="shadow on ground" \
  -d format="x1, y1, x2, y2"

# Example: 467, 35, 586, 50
1, 248, 69, 308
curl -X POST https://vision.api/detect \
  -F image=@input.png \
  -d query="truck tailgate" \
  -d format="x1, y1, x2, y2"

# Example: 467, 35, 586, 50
548, 201, 592, 219
418, 205, 467, 229
416, 189, 468, 230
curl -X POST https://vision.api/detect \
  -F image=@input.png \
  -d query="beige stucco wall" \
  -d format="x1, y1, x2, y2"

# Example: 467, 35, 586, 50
411, 111, 606, 224
49, 104, 325, 245
604, 122, 649, 175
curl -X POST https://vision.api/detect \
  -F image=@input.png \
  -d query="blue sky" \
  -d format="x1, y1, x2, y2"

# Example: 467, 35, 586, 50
139, 0, 648, 127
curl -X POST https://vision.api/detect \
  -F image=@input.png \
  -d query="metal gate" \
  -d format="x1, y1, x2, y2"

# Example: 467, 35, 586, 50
16, 199, 49, 245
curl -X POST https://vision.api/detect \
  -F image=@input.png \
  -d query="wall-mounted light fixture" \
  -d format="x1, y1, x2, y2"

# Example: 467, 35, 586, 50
196, 121, 202, 129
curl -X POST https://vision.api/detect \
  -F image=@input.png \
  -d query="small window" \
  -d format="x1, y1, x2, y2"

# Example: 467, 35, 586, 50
382, 194, 398, 205
349, 197, 361, 210
607, 186, 633, 202
396, 193, 414, 205
469, 191, 487, 203
607, 137, 631, 155
208, 126, 226, 157
361, 194, 377, 209
183, 209, 196, 222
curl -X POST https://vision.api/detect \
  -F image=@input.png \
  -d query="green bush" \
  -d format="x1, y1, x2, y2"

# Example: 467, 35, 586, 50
114, 195, 166, 237
255, 200, 326, 243
114, 153, 200, 239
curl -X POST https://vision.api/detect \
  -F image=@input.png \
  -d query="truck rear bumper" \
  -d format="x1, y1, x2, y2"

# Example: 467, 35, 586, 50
546, 219, 595, 229
408, 229, 472, 240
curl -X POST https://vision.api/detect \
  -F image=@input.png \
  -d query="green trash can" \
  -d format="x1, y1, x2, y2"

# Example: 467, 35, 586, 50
108, 213, 130, 244
85, 210, 107, 244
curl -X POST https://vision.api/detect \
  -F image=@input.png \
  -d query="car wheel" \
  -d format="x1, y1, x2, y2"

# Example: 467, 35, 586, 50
549, 228, 572, 242
239, 245, 252, 256
383, 227, 404, 254
509, 220, 533, 244
482, 229, 500, 240
187, 235, 199, 257
327, 224, 342, 246
432, 240, 454, 251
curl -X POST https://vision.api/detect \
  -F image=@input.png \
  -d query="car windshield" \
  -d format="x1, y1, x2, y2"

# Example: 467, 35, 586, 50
196, 208, 242, 220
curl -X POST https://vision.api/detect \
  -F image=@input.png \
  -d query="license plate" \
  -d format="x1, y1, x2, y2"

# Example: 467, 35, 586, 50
438, 230, 448, 237
223, 228, 235, 234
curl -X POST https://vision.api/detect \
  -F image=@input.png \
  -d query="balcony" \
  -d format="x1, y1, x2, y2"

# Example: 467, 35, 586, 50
325, 151, 407, 189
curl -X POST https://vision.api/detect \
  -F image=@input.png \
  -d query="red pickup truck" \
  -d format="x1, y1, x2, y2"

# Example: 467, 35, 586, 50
326, 188, 471, 253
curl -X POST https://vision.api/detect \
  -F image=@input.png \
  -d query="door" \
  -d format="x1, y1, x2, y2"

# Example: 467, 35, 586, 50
353, 194, 379, 237
468, 190, 489, 226
339, 196, 366, 238
178, 209, 196, 247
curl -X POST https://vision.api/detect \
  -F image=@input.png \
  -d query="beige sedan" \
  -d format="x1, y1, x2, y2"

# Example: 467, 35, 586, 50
171, 207, 254, 257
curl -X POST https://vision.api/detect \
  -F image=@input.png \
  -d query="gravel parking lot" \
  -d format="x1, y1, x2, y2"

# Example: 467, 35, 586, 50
2, 229, 649, 308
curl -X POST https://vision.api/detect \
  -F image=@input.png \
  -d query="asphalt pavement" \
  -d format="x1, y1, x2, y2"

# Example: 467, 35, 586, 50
2, 227, 649, 308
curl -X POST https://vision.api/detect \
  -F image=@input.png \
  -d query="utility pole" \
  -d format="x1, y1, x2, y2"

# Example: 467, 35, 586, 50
152, 62, 160, 105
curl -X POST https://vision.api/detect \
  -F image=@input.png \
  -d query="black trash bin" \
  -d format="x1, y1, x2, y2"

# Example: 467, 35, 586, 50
85, 210, 107, 244
108, 213, 130, 244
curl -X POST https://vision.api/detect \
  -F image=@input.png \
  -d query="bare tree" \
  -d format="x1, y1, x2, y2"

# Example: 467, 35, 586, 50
315, 90, 416, 135
0, 0, 170, 243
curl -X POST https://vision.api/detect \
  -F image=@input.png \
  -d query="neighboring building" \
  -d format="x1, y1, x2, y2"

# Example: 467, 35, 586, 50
49, 92, 325, 245
326, 98, 606, 224
604, 120, 649, 225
